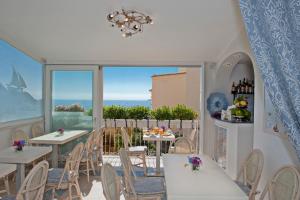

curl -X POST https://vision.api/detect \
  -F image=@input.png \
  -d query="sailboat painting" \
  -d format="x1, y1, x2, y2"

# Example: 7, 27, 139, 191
0, 66, 42, 122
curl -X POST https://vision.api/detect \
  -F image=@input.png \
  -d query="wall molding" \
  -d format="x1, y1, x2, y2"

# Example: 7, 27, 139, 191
0, 117, 44, 130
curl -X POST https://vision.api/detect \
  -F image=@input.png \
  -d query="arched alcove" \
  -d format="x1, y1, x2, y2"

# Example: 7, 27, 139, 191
215, 52, 255, 121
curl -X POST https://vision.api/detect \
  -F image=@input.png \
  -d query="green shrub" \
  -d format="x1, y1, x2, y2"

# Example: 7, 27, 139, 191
54, 104, 84, 112
151, 106, 173, 120
127, 106, 150, 120
105, 105, 128, 119
172, 104, 198, 120
86, 108, 93, 116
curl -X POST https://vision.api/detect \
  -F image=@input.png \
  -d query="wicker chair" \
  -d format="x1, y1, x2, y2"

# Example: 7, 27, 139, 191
187, 128, 197, 153
259, 166, 300, 200
235, 149, 264, 200
80, 133, 96, 182
121, 127, 147, 169
2, 161, 49, 200
46, 142, 84, 200
169, 137, 192, 154
101, 163, 121, 200
12, 129, 30, 144
92, 129, 104, 169
31, 123, 44, 138
119, 148, 165, 200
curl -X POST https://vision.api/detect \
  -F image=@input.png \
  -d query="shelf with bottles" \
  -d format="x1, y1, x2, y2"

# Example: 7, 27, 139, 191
231, 78, 254, 98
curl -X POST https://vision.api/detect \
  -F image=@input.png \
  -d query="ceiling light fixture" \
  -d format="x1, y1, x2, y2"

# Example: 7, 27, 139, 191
107, 9, 153, 38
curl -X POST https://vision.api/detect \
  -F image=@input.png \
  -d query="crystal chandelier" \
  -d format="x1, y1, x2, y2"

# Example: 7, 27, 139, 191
107, 9, 153, 38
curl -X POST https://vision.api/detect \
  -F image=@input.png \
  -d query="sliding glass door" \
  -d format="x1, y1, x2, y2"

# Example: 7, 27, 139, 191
45, 65, 102, 132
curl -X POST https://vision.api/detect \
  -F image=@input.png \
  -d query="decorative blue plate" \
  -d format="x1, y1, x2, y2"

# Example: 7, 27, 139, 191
207, 92, 228, 115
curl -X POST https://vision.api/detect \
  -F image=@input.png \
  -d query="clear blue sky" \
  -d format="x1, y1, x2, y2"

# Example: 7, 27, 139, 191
52, 67, 179, 100
0, 39, 179, 101
103, 67, 178, 100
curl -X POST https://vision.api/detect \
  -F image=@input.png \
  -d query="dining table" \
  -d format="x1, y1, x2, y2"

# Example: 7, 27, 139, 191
0, 146, 52, 191
143, 129, 176, 174
163, 154, 248, 200
29, 130, 89, 168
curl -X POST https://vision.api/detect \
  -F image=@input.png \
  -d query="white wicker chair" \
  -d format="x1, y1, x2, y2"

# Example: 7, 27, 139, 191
12, 129, 30, 144
2, 161, 49, 200
80, 133, 96, 182
121, 127, 147, 169
235, 149, 264, 200
101, 163, 121, 200
169, 137, 192, 154
93, 129, 104, 169
119, 148, 165, 200
259, 166, 300, 200
46, 142, 84, 200
31, 123, 44, 138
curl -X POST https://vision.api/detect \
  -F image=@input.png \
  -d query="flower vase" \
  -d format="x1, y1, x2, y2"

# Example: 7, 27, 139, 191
16, 145, 23, 152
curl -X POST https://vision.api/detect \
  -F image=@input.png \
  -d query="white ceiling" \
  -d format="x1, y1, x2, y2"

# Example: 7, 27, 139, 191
0, 0, 245, 65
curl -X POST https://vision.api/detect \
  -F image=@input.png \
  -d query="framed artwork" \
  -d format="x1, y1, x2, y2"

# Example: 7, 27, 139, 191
264, 88, 287, 138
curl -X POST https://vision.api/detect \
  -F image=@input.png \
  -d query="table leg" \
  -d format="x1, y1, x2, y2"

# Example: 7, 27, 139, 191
156, 140, 161, 173
52, 144, 58, 168
16, 163, 25, 191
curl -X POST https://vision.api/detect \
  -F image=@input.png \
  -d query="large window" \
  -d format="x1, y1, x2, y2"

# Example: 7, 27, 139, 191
0, 40, 43, 123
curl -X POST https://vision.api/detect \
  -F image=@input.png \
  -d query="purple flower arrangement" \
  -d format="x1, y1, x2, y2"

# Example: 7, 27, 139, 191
13, 140, 26, 151
57, 128, 64, 135
188, 156, 202, 171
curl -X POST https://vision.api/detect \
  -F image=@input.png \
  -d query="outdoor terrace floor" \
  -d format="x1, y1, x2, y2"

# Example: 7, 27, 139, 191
3, 155, 163, 200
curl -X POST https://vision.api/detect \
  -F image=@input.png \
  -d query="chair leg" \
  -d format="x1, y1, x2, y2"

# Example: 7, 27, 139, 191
86, 160, 90, 182
75, 179, 82, 200
68, 184, 73, 200
4, 176, 10, 195
90, 158, 96, 176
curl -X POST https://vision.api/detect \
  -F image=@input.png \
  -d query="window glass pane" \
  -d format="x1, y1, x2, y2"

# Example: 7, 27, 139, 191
0, 40, 43, 122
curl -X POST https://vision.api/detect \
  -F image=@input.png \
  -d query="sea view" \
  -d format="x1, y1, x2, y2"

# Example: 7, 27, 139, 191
53, 99, 152, 110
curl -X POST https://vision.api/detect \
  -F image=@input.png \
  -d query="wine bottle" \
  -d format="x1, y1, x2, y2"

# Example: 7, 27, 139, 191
245, 79, 249, 94
231, 82, 236, 94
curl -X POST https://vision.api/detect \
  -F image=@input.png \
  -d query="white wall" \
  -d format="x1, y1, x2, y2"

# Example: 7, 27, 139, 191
202, 2, 300, 195
0, 118, 44, 150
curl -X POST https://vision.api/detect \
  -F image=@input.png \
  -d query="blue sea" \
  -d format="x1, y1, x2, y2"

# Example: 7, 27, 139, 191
53, 99, 152, 110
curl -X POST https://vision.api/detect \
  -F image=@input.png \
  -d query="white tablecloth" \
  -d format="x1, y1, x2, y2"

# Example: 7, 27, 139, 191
163, 154, 247, 200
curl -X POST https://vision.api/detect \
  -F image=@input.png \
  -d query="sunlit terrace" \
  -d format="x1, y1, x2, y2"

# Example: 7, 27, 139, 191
0, 0, 300, 200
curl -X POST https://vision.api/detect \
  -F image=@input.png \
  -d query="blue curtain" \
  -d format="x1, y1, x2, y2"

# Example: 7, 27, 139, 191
239, 0, 300, 158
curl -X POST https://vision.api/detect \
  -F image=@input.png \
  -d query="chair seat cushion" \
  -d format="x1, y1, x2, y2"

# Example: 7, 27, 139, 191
1, 195, 16, 200
235, 181, 251, 195
129, 146, 147, 152
47, 168, 69, 184
134, 177, 165, 195
114, 166, 164, 177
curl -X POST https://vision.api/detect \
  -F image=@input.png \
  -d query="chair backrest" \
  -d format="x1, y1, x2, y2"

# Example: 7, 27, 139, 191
31, 123, 44, 138
101, 163, 121, 200
12, 129, 30, 144
85, 132, 95, 154
16, 160, 49, 200
119, 148, 137, 197
94, 129, 104, 163
237, 149, 264, 198
59, 143, 84, 187
188, 128, 196, 142
121, 127, 131, 149
174, 137, 192, 154
260, 166, 300, 200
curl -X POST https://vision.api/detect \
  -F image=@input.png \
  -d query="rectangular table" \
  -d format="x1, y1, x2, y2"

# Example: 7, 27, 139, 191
0, 146, 52, 191
143, 133, 175, 173
29, 130, 89, 168
163, 154, 248, 200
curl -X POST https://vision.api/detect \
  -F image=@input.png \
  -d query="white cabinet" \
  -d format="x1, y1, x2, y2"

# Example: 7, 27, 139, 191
214, 119, 254, 179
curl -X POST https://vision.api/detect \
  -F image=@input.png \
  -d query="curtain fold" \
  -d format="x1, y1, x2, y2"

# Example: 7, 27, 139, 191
239, 0, 300, 158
